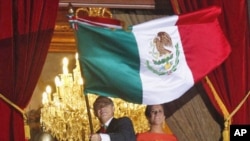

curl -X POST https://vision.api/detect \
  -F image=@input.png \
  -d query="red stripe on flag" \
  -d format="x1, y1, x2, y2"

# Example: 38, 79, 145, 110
178, 19, 231, 82
176, 6, 221, 25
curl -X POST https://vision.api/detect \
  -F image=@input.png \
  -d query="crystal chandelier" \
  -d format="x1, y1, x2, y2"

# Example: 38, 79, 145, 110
40, 53, 148, 141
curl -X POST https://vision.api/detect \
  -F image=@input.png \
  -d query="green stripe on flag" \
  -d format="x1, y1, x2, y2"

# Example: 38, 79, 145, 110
77, 23, 143, 103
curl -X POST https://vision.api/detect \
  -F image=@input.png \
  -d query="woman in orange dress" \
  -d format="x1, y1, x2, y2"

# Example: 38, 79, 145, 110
136, 104, 178, 141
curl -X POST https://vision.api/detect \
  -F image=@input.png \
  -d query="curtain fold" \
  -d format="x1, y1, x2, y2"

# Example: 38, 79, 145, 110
170, 0, 250, 124
0, 0, 59, 140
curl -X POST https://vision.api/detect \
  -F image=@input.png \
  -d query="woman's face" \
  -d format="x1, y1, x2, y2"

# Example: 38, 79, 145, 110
148, 105, 166, 125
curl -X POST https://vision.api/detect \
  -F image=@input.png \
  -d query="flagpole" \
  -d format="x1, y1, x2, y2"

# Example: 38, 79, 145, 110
84, 93, 94, 134
68, 3, 94, 134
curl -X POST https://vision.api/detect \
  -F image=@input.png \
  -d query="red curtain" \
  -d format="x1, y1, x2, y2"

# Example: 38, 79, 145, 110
0, 0, 59, 140
170, 0, 250, 124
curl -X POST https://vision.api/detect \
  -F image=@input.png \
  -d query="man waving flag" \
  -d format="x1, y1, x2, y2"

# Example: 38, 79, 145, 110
69, 6, 231, 105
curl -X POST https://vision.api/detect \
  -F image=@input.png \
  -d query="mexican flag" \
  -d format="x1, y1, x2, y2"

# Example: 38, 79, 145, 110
70, 6, 231, 105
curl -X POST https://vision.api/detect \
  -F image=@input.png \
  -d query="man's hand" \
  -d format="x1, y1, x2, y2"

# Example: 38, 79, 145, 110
90, 133, 101, 141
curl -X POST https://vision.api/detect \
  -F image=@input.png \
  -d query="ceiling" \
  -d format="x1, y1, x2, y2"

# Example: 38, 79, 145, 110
49, 0, 174, 52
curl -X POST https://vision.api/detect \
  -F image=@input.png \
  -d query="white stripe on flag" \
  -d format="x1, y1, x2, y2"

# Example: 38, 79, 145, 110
133, 23, 194, 104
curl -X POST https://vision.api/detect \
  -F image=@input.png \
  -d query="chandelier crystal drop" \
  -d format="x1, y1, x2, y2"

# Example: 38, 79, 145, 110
40, 53, 148, 141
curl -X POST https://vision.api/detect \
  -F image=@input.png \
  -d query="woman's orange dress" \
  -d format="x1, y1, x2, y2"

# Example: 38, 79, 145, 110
136, 132, 178, 141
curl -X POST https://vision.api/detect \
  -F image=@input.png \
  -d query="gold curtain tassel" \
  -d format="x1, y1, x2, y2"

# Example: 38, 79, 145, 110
205, 77, 250, 141
204, 77, 230, 141
222, 119, 230, 141
24, 124, 31, 139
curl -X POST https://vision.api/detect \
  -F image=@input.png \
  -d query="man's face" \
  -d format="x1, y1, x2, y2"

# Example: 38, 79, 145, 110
94, 103, 115, 124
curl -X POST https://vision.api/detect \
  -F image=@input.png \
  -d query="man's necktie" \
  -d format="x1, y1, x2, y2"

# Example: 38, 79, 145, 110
100, 125, 107, 133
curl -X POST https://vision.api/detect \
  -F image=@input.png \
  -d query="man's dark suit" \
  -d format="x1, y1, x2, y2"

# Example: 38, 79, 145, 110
97, 117, 136, 141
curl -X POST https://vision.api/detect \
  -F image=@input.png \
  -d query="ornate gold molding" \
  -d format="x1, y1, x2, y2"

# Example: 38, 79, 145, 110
76, 7, 112, 18
59, 0, 155, 9
49, 7, 114, 52
49, 25, 76, 52
54, 25, 74, 32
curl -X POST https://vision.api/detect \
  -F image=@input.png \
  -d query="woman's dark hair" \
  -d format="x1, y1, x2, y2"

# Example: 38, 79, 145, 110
144, 104, 167, 119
